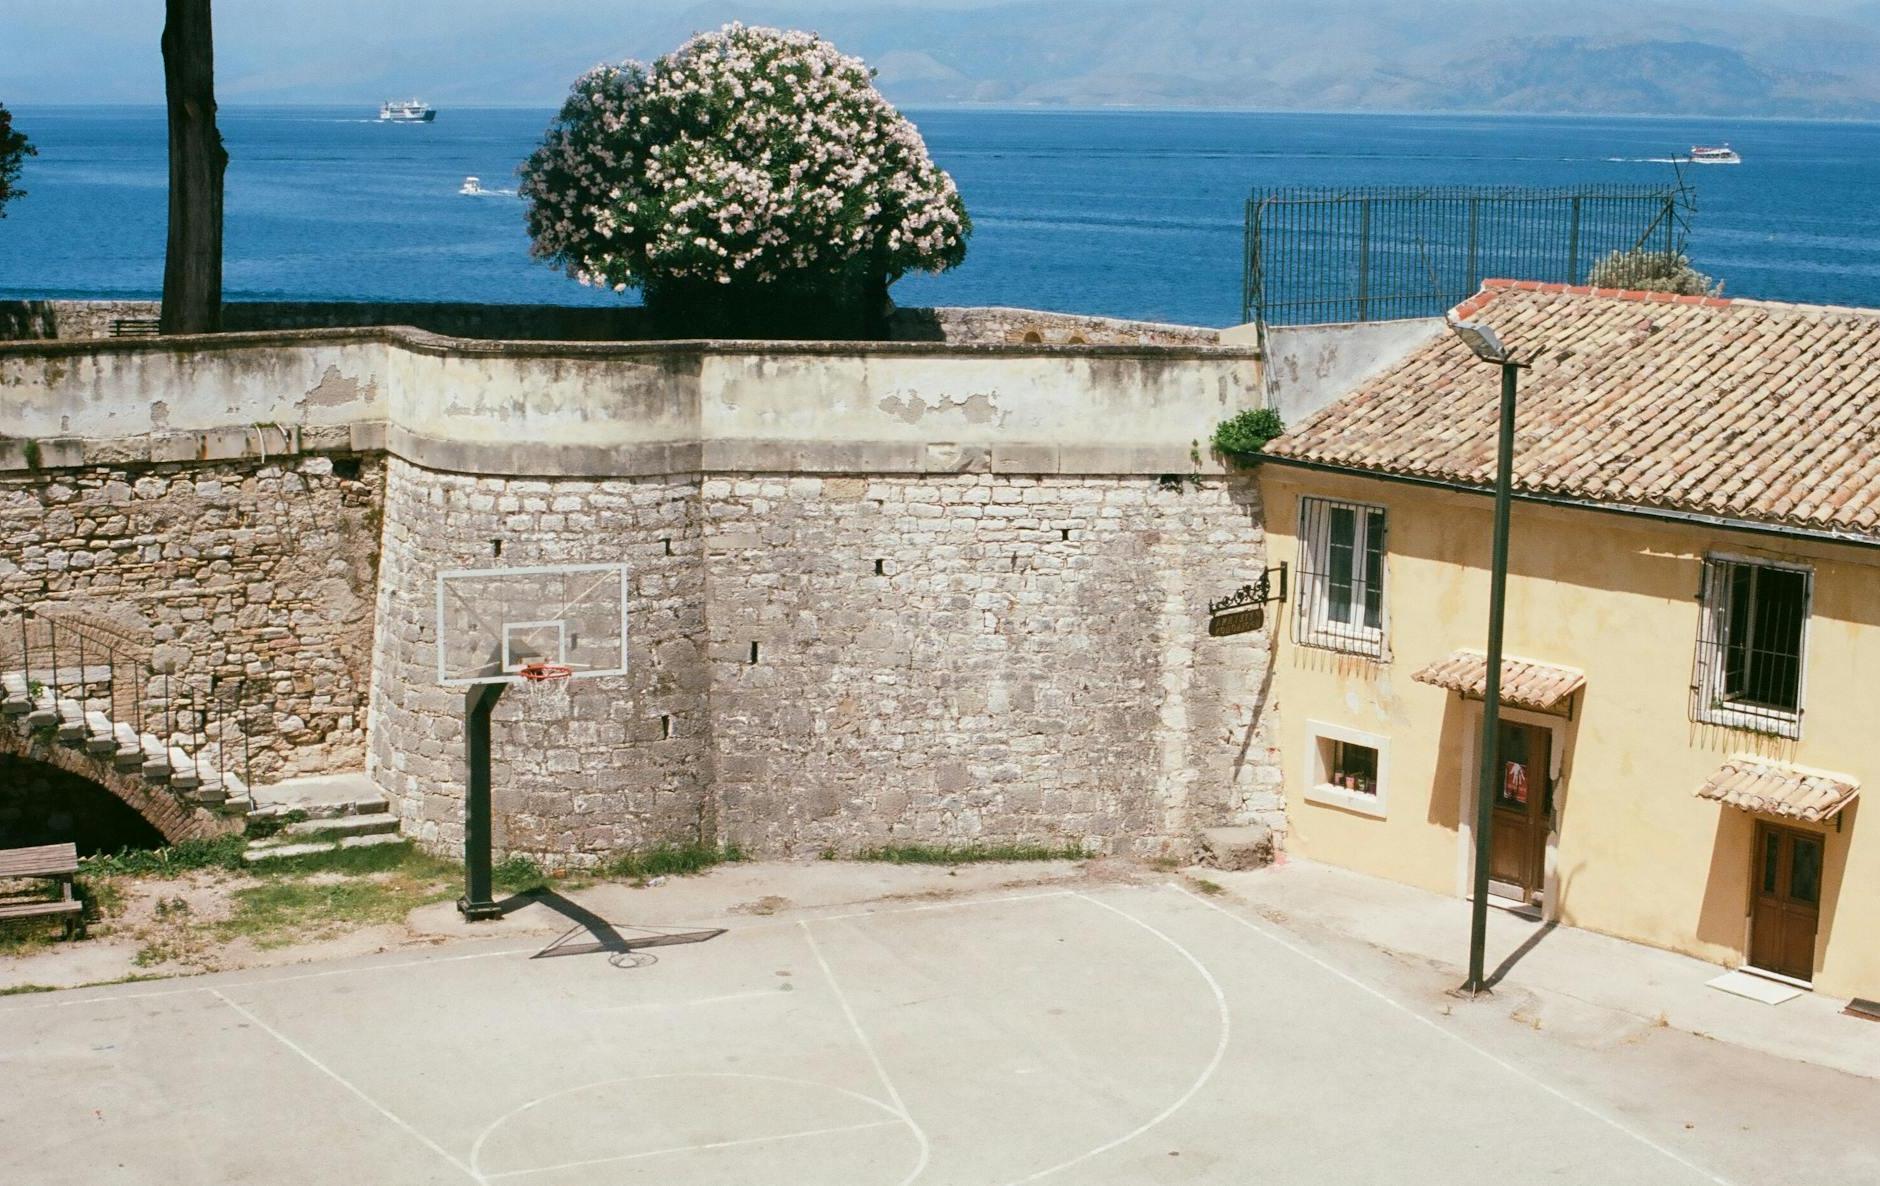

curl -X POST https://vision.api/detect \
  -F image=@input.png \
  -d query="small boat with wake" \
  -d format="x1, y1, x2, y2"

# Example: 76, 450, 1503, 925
1688, 144, 1741, 165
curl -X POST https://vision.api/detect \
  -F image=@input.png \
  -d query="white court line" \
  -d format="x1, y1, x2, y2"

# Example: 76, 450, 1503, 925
990, 892, 1232, 1186
482, 1118, 903, 1180
587, 988, 785, 1013
800, 920, 935, 1186
467, 1071, 915, 1184
1165, 883, 1736, 1186
208, 988, 480, 1183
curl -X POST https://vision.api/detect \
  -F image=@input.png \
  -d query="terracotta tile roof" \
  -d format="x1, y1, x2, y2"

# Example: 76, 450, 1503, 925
1266, 280, 1880, 541
1410, 649, 1585, 711
1695, 757, 1859, 823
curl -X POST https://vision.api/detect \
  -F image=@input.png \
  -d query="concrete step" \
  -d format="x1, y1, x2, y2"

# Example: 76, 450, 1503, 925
250, 771, 388, 819
83, 710, 116, 754
285, 812, 398, 839
242, 831, 403, 864
1199, 824, 1276, 871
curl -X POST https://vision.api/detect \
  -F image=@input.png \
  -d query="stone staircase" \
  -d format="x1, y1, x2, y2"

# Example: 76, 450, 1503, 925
1, 668, 253, 818
242, 772, 402, 863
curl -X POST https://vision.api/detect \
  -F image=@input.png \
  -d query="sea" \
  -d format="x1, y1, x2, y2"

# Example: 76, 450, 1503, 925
4, 105, 1880, 327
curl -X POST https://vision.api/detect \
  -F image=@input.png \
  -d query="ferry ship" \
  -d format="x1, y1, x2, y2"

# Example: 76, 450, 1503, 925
379, 99, 436, 123
1688, 144, 1740, 165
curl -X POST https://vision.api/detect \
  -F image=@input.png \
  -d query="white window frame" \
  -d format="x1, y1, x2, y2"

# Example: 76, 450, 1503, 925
1303, 719, 1390, 818
1692, 552, 1811, 740
1294, 496, 1388, 657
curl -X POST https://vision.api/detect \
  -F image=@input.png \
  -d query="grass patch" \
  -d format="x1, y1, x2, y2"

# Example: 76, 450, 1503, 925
492, 855, 549, 894
212, 841, 463, 949
1190, 878, 1226, 896
255, 840, 457, 880
599, 842, 744, 882
81, 835, 247, 877
0, 982, 59, 996
845, 843, 1088, 865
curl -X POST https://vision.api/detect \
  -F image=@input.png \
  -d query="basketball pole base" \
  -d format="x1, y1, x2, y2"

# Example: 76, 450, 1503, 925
460, 681, 506, 922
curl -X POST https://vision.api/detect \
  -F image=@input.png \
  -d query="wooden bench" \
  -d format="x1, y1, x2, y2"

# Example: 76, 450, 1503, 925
107, 318, 161, 338
0, 843, 84, 939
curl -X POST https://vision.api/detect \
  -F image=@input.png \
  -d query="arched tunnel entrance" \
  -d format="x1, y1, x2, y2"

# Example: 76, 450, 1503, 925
0, 753, 169, 856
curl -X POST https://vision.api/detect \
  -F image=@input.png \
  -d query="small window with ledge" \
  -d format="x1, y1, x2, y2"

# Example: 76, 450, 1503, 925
1294, 496, 1387, 658
1304, 720, 1389, 817
1691, 555, 1810, 739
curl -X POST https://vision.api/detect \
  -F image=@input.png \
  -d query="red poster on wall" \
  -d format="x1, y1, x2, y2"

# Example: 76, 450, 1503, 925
1503, 760, 1529, 806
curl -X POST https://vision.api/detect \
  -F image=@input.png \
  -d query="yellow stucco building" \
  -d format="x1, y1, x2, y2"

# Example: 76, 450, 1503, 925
1259, 281, 1880, 1001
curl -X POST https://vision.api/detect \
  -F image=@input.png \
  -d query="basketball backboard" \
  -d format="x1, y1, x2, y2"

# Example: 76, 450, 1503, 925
435, 562, 628, 686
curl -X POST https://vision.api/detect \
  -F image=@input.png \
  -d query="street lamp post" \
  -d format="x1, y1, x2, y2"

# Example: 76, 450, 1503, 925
1450, 320, 1528, 997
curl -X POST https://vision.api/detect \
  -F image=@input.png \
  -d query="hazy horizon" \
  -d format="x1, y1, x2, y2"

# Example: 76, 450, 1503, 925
8, 1, 1880, 117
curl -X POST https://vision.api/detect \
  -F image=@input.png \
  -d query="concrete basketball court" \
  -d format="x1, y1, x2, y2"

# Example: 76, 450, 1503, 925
1, 877, 1862, 1186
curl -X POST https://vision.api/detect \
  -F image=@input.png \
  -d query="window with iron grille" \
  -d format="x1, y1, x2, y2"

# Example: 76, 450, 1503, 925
1294, 497, 1386, 657
1691, 556, 1810, 738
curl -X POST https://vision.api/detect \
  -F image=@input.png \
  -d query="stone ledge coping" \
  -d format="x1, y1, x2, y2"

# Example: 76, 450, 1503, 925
0, 322, 1259, 363
0, 428, 1231, 480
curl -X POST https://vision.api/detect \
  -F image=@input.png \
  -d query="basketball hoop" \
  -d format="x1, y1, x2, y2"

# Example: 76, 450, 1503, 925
515, 661, 574, 702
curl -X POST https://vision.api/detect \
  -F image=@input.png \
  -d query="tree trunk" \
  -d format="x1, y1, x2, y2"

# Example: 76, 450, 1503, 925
160, 0, 226, 335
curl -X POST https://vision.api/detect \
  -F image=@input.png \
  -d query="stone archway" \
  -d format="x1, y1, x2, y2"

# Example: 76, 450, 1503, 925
0, 727, 228, 846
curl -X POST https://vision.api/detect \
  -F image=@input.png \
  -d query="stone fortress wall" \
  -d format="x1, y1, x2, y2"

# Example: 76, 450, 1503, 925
0, 305, 1280, 862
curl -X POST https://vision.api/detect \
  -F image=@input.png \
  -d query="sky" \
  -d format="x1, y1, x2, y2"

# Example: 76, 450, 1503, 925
0, 1, 989, 104
4, 1, 1876, 109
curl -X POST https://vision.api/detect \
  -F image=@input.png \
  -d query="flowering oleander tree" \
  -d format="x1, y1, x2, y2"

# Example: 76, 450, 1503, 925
520, 24, 971, 338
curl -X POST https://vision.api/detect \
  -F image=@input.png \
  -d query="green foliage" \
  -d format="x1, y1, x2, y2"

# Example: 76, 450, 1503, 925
242, 809, 308, 841
492, 854, 549, 894
845, 842, 1088, 865
257, 840, 457, 879
520, 24, 970, 338
599, 842, 744, 881
0, 103, 34, 217
1585, 248, 1719, 296
81, 835, 248, 876
1211, 407, 1286, 457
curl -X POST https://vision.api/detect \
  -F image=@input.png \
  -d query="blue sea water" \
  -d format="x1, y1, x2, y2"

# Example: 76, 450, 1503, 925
4, 105, 1880, 327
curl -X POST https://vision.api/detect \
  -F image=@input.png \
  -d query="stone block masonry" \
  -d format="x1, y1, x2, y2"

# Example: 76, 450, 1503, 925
369, 459, 709, 861
705, 473, 1279, 858
2, 305, 1280, 861
0, 454, 384, 783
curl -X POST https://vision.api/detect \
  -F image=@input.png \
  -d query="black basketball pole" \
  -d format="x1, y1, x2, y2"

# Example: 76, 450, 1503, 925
459, 681, 506, 921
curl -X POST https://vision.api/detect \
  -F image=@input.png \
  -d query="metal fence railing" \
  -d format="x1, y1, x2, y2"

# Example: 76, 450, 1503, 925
0, 601, 255, 798
1244, 184, 1687, 326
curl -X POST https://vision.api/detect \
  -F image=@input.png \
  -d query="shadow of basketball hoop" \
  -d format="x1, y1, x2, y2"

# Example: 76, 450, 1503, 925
517, 888, 727, 969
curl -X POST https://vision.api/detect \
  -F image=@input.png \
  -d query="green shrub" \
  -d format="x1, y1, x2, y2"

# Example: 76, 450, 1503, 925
1211, 407, 1285, 457
81, 835, 248, 877
492, 854, 549, 894
600, 843, 744, 881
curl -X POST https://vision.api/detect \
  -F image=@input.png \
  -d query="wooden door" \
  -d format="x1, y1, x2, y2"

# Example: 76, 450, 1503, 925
1750, 823, 1822, 982
1487, 722, 1550, 902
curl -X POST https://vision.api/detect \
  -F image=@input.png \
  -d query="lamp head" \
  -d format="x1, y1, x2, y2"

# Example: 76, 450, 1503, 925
1449, 319, 1513, 364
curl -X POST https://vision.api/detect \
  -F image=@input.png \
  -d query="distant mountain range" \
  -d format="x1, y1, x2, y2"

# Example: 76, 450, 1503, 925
12, 0, 1880, 117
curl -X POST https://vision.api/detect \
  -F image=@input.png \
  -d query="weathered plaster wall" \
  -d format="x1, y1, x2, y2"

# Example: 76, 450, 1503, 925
0, 455, 384, 782
1, 315, 1277, 860
0, 300, 1219, 348
1261, 464, 1880, 1000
